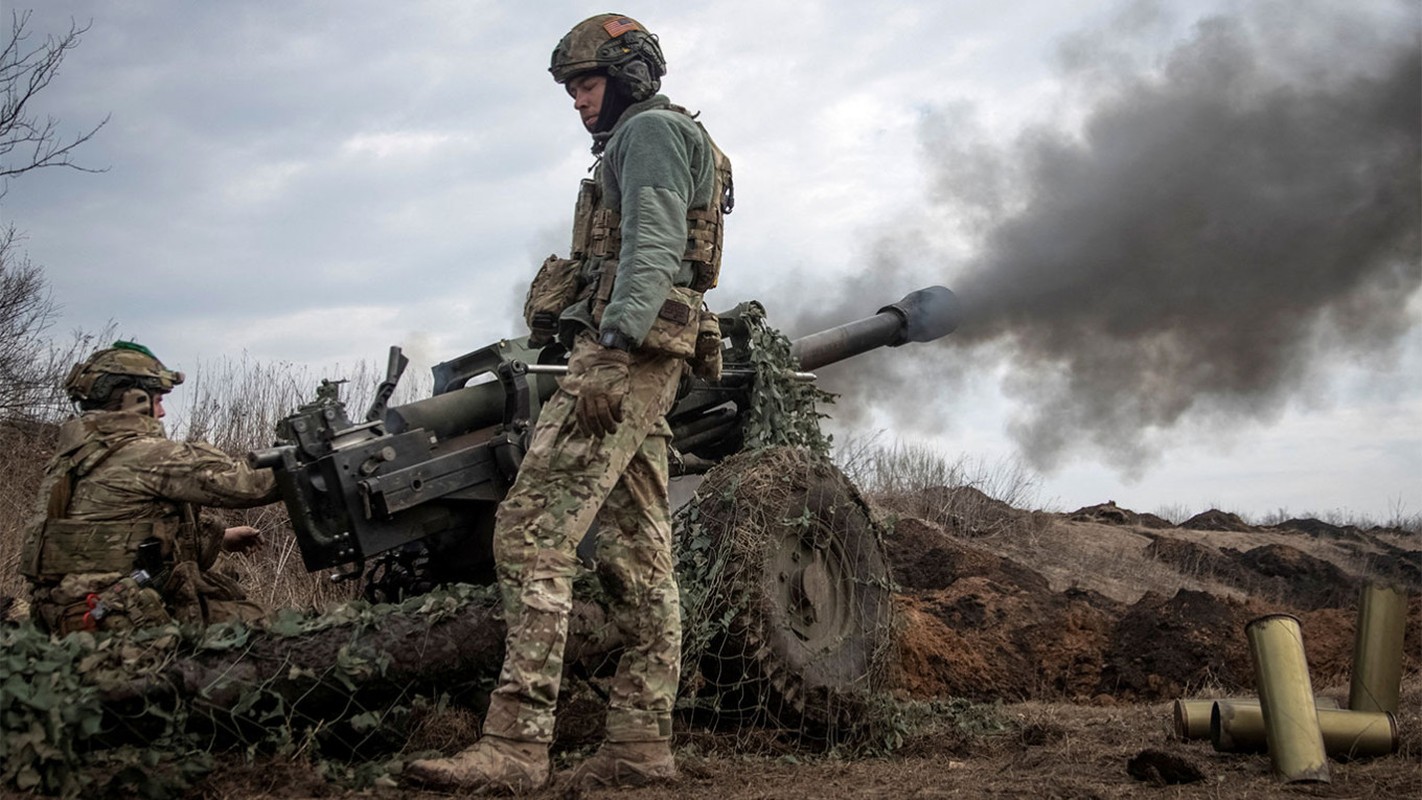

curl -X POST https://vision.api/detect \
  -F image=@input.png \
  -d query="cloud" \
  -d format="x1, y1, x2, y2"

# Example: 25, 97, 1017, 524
803, 1, 1421, 478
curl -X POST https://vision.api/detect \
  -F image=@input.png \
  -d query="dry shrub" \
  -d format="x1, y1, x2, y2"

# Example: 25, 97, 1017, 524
0, 418, 58, 606
836, 436, 1043, 541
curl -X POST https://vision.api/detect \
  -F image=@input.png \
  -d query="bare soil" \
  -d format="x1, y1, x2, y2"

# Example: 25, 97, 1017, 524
7, 499, 1420, 799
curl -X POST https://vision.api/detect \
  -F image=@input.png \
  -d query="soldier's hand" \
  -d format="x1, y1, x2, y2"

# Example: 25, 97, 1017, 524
222, 525, 266, 554
573, 345, 631, 437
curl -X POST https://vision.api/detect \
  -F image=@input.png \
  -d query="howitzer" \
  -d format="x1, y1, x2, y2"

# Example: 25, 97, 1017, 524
250, 286, 958, 599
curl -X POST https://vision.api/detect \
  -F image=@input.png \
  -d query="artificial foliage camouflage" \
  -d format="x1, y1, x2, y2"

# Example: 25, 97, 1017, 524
739, 306, 836, 454
0, 584, 507, 797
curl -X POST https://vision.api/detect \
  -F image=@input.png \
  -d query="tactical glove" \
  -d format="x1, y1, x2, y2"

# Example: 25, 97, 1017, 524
573, 346, 631, 437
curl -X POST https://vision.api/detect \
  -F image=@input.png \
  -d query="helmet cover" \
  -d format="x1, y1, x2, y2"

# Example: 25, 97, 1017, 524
65, 340, 185, 406
550, 14, 666, 101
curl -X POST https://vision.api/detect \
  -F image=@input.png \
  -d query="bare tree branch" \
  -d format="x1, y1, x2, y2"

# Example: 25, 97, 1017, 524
0, 10, 108, 184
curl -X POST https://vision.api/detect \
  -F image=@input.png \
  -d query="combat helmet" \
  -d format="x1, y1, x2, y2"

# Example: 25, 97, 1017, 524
550, 13, 666, 101
65, 340, 184, 410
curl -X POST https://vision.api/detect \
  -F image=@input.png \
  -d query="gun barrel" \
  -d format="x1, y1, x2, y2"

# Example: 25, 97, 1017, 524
790, 285, 958, 371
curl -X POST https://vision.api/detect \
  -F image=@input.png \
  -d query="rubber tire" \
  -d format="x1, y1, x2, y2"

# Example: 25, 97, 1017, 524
685, 447, 894, 736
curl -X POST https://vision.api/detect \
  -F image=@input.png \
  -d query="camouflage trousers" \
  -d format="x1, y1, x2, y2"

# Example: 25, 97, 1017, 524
484, 339, 683, 745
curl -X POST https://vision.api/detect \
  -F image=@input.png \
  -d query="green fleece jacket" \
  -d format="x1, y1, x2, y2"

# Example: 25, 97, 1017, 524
579, 95, 717, 345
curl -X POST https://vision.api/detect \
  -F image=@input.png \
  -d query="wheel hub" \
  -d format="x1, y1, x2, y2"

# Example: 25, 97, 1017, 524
775, 527, 854, 647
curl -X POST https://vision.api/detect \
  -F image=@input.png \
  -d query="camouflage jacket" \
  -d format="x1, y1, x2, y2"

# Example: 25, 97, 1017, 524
21, 410, 278, 583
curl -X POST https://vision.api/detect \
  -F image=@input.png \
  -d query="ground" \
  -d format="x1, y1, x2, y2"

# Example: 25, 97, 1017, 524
5, 495, 1419, 799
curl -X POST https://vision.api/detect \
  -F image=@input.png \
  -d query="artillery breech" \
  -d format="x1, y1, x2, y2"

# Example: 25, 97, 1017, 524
1349, 583, 1408, 714
1246, 613, 1331, 783
1173, 696, 1339, 740
1212, 702, 1398, 758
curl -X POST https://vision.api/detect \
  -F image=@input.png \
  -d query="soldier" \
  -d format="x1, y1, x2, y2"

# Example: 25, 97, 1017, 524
408, 12, 731, 794
20, 341, 279, 635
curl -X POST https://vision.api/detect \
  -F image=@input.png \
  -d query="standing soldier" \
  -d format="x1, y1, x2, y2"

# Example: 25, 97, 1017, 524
20, 341, 278, 634
409, 12, 732, 794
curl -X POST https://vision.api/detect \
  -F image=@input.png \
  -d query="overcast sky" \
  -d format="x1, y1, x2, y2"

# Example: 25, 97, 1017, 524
4, 1, 1419, 522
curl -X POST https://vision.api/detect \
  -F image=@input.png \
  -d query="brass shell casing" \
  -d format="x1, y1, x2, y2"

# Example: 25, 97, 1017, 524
1349, 583, 1408, 714
1212, 702, 1398, 758
1246, 613, 1331, 783
1173, 696, 1339, 740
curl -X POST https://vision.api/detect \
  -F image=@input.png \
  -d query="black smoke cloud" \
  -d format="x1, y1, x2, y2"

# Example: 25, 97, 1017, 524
798, 3, 1421, 476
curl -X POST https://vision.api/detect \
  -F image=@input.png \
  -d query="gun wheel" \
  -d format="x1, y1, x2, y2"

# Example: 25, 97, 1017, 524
679, 446, 895, 739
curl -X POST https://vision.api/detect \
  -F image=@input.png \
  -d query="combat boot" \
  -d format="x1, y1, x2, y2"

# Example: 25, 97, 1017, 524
562, 740, 678, 790
405, 734, 549, 794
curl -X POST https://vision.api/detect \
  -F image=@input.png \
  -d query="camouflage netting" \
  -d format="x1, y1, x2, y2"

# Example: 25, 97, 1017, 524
674, 447, 899, 745
1, 584, 507, 797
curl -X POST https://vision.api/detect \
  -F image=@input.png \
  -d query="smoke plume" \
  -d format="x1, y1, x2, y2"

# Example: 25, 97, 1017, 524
805, 3, 1421, 475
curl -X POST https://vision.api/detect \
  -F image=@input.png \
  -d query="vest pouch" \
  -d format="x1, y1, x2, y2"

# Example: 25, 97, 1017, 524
18, 521, 42, 579
524, 254, 583, 347
639, 286, 702, 359
89, 575, 172, 632
685, 207, 723, 292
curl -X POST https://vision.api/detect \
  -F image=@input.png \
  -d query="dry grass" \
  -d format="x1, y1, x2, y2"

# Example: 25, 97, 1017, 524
837, 435, 1040, 511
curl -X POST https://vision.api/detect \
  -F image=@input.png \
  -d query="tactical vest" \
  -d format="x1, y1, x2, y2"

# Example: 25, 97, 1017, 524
523, 105, 732, 356
20, 416, 197, 582
572, 108, 733, 306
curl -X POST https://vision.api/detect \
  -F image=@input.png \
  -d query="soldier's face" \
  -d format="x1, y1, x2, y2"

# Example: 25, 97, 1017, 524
152, 393, 166, 419
567, 73, 606, 132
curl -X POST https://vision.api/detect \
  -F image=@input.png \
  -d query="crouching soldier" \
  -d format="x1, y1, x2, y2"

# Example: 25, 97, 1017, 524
20, 341, 279, 635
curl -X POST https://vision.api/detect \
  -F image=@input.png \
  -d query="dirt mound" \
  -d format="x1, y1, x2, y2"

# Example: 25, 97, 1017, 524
1227, 543, 1359, 609
1179, 509, 1253, 531
1144, 536, 1244, 582
875, 485, 1026, 538
882, 516, 1048, 593
1101, 589, 1262, 698
1356, 543, 1422, 588
893, 582, 1120, 701
1069, 501, 1173, 529
1145, 536, 1360, 610
1270, 517, 1359, 538
886, 516, 1122, 700
886, 509, 1422, 704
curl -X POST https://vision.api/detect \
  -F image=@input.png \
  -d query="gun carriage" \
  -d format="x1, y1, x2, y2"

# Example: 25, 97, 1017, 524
252, 285, 958, 722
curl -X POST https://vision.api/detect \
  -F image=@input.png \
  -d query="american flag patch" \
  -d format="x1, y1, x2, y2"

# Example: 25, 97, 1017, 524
603, 17, 641, 37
